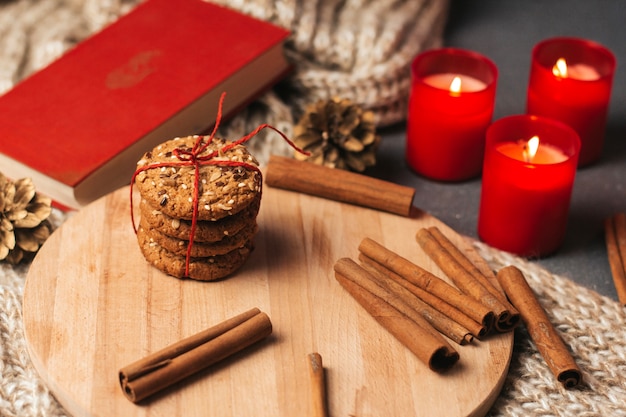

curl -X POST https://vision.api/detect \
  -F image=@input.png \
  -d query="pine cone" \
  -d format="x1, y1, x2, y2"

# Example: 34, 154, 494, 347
0, 172, 52, 264
292, 97, 380, 172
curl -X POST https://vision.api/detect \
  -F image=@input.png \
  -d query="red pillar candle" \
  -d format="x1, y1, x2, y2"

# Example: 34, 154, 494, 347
478, 115, 581, 257
406, 48, 498, 181
526, 37, 616, 167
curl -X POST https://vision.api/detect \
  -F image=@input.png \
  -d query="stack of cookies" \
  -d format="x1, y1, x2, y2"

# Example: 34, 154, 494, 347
134, 135, 261, 281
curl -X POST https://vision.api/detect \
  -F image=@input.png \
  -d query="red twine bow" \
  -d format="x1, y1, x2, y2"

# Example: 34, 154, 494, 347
130, 92, 309, 277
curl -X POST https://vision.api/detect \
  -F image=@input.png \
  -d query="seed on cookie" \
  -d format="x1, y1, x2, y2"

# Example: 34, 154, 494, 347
135, 135, 261, 221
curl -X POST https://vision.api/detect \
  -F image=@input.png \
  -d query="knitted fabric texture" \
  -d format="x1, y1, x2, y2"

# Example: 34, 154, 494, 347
209, 0, 450, 125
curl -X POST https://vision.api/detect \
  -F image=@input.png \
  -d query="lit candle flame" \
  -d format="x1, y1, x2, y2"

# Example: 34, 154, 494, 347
552, 58, 568, 78
523, 136, 540, 163
449, 76, 462, 96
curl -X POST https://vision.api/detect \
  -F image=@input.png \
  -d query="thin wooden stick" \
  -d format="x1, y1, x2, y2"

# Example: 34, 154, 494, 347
605, 213, 626, 305
307, 353, 328, 417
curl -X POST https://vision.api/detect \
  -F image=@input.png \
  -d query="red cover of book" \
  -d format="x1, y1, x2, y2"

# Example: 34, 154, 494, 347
0, 0, 291, 209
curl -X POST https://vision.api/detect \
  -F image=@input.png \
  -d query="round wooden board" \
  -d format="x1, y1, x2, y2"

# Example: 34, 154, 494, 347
23, 184, 513, 417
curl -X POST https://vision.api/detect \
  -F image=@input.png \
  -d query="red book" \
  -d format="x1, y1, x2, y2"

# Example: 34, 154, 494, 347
0, 0, 291, 210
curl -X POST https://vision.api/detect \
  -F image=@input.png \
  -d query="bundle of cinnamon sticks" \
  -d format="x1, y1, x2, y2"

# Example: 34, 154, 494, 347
335, 257, 460, 372
415, 227, 520, 333
334, 226, 516, 373
334, 225, 582, 388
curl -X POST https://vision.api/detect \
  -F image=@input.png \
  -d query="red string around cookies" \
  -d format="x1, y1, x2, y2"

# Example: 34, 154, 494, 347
130, 92, 309, 278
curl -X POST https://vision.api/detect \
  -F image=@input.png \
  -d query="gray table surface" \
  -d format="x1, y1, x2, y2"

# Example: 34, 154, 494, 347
370, 0, 626, 301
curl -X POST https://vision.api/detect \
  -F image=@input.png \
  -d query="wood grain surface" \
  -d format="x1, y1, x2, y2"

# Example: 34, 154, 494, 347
23, 184, 513, 417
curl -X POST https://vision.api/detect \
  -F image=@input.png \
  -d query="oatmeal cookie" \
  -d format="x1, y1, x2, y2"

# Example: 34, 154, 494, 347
139, 215, 257, 257
134, 135, 261, 221
137, 224, 253, 281
139, 194, 260, 243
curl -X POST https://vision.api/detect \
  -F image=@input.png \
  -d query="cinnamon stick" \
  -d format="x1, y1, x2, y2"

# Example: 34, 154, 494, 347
119, 308, 272, 403
605, 213, 626, 305
265, 155, 415, 217
359, 253, 487, 339
307, 353, 329, 417
358, 237, 495, 332
334, 259, 459, 372
417, 227, 520, 332
352, 255, 475, 344
496, 266, 582, 388
427, 226, 507, 299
